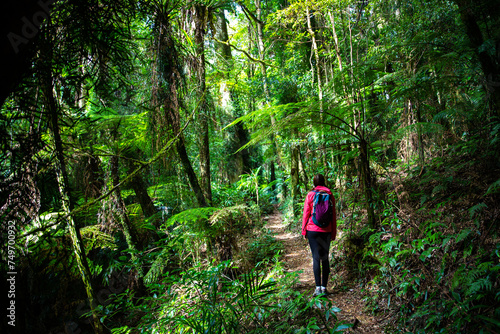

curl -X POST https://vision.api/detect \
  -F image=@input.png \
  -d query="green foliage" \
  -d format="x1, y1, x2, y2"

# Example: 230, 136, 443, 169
134, 260, 347, 333
361, 152, 500, 333
162, 205, 257, 264
236, 230, 283, 269
213, 183, 249, 207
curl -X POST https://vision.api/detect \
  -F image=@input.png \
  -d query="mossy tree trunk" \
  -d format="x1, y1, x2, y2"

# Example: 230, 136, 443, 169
291, 129, 301, 219
41, 60, 107, 334
193, 3, 212, 205
215, 9, 253, 182
153, 15, 208, 208
454, 0, 500, 116
358, 137, 376, 232
124, 150, 157, 218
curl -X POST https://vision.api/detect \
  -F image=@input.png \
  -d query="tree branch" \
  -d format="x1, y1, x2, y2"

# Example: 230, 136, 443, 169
211, 36, 275, 68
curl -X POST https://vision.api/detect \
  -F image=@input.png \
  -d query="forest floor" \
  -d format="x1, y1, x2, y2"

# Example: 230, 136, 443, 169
264, 209, 385, 333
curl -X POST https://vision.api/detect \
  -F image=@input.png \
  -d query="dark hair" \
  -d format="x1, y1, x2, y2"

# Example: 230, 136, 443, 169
313, 174, 326, 187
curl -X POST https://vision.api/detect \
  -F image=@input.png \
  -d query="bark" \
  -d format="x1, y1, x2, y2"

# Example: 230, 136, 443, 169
299, 149, 309, 192
216, 10, 252, 182
414, 101, 425, 168
176, 138, 208, 207
110, 155, 145, 291
231, 93, 253, 176
154, 17, 208, 208
306, 4, 323, 111
41, 59, 107, 333
215, 10, 232, 69
193, 4, 212, 204
291, 132, 300, 218
110, 156, 140, 251
306, 4, 327, 168
125, 151, 156, 219
454, 0, 500, 115
215, 9, 251, 183
255, 0, 271, 105
270, 160, 276, 193
359, 137, 376, 231
328, 11, 343, 72
83, 154, 103, 200
254, 0, 283, 177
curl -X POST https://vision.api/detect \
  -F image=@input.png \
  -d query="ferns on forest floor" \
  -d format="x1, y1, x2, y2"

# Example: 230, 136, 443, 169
357, 153, 500, 334
133, 260, 349, 333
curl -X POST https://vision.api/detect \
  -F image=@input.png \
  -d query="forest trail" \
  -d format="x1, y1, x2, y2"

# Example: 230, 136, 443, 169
264, 210, 384, 333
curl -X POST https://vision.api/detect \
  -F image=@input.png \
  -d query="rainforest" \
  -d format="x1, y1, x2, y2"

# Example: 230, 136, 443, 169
1, 0, 499, 333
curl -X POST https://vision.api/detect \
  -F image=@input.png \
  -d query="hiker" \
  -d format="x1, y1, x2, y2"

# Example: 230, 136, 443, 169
301, 174, 337, 297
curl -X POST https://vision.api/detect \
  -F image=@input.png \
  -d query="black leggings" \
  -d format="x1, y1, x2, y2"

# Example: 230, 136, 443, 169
307, 231, 331, 287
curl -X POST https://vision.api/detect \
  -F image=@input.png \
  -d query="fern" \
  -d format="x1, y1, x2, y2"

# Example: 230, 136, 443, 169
468, 202, 487, 218
466, 277, 492, 296
486, 178, 500, 195
209, 204, 252, 228
164, 206, 218, 229
80, 225, 115, 249
144, 247, 170, 285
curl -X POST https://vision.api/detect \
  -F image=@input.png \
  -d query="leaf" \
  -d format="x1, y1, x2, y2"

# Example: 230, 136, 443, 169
469, 203, 487, 218
396, 249, 412, 259
419, 247, 435, 261
486, 179, 500, 195
455, 229, 471, 243
477, 315, 500, 328
164, 207, 218, 228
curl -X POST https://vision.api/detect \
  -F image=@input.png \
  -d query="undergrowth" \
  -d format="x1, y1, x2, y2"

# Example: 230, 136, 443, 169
359, 149, 500, 333
114, 260, 350, 333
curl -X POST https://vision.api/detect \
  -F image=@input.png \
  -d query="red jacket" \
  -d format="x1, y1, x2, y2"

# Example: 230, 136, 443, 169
301, 185, 337, 239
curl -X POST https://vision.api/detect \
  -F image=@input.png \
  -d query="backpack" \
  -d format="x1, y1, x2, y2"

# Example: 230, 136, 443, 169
311, 190, 333, 228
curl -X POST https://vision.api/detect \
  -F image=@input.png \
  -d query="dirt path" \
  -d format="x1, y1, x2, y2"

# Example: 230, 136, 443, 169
264, 210, 384, 333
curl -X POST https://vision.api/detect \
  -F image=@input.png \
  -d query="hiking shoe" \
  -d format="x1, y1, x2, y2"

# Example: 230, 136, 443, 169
321, 287, 328, 296
312, 287, 322, 297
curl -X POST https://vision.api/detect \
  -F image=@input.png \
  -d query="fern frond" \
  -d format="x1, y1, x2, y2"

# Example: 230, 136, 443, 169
144, 247, 170, 284
80, 225, 115, 249
164, 207, 218, 229
209, 204, 252, 226
466, 277, 492, 296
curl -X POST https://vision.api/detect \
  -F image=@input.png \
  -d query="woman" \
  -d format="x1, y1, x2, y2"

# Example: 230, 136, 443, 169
301, 174, 337, 297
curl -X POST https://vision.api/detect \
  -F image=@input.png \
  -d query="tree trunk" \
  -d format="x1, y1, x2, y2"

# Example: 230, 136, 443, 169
110, 155, 145, 290
154, 16, 208, 208
454, 0, 500, 116
176, 138, 208, 207
270, 160, 276, 194
299, 149, 309, 192
110, 156, 139, 247
414, 100, 425, 168
359, 137, 376, 231
255, 0, 271, 106
193, 4, 212, 205
291, 131, 301, 218
42, 64, 107, 334
306, 4, 323, 111
254, 0, 283, 182
216, 10, 232, 70
125, 151, 156, 219
216, 9, 252, 181
328, 11, 343, 72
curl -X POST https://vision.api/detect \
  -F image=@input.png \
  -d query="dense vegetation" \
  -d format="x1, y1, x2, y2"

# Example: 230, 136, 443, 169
1, 0, 499, 333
